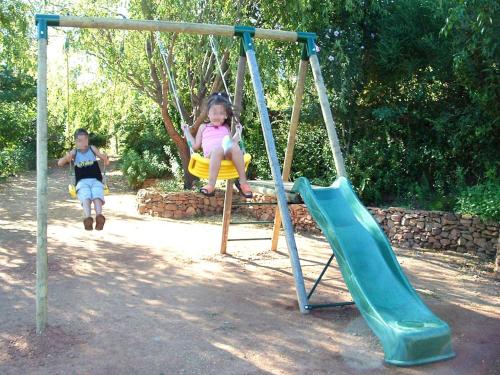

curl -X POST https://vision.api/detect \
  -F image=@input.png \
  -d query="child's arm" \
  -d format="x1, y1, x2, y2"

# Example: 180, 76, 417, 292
90, 145, 110, 166
57, 150, 75, 167
182, 124, 204, 151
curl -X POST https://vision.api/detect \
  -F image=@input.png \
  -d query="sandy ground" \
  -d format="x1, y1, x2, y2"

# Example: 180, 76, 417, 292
0, 164, 499, 375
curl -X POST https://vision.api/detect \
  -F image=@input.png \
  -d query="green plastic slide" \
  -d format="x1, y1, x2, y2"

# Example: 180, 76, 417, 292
292, 176, 455, 366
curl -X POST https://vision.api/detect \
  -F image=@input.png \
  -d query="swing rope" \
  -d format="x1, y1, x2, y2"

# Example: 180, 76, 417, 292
208, 35, 232, 103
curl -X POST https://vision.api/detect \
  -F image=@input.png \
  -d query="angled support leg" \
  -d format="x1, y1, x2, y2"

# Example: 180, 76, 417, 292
236, 29, 309, 313
304, 253, 355, 310
308, 52, 347, 177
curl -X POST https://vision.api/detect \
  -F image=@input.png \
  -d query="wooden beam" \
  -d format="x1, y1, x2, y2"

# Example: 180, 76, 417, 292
36, 29, 49, 335
270, 59, 308, 251
220, 55, 247, 254
309, 54, 347, 177
57, 16, 299, 42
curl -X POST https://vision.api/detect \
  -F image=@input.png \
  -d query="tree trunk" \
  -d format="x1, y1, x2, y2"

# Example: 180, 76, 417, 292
159, 103, 198, 188
180, 149, 197, 189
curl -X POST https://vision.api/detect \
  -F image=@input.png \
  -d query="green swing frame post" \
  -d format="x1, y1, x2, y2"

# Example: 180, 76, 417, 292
35, 14, 349, 333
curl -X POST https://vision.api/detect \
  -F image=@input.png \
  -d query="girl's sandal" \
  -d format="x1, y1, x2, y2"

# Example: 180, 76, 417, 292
238, 182, 253, 199
200, 184, 216, 197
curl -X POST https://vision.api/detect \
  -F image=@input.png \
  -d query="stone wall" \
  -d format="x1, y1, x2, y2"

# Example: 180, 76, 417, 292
137, 189, 499, 260
136, 189, 226, 218
234, 193, 320, 233
368, 207, 498, 259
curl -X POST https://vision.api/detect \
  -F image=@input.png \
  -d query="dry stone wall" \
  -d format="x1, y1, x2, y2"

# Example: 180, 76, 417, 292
137, 189, 499, 262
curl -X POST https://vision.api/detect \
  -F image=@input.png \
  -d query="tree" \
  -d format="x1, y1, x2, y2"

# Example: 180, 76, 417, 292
0, 1, 38, 176
60, 0, 247, 187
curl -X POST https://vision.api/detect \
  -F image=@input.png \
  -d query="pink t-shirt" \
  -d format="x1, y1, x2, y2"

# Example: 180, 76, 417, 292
201, 124, 230, 157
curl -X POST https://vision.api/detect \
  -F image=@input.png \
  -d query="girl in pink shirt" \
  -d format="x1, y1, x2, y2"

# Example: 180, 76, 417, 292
183, 93, 253, 198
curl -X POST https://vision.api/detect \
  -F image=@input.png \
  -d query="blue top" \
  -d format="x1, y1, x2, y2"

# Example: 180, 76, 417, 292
74, 147, 102, 184
75, 147, 96, 166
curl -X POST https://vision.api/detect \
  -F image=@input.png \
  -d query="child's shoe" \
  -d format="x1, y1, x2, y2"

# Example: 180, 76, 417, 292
95, 214, 106, 231
200, 184, 216, 197
83, 217, 94, 231
238, 182, 253, 199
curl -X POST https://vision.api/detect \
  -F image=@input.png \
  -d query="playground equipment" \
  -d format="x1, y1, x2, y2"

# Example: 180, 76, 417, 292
292, 177, 454, 365
188, 151, 251, 180
35, 14, 454, 366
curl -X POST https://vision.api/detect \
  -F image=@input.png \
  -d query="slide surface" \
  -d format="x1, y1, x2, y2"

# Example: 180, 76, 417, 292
292, 176, 455, 366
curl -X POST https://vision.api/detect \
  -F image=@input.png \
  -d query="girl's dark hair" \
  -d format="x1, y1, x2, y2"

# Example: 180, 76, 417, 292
74, 128, 89, 139
206, 92, 233, 127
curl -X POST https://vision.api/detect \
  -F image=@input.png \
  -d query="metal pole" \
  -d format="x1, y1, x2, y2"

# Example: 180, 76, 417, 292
270, 59, 308, 251
241, 33, 308, 313
309, 54, 347, 177
36, 20, 49, 334
220, 55, 247, 254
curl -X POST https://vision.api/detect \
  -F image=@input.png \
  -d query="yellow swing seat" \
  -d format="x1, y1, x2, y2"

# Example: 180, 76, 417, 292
68, 184, 77, 199
188, 152, 252, 180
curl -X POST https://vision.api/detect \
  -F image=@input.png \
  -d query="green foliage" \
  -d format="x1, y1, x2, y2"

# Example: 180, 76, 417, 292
118, 104, 179, 188
456, 181, 500, 222
0, 2, 40, 177
88, 132, 108, 148
0, 143, 36, 178
0, 0, 35, 71
120, 149, 170, 189
442, 0, 499, 117
1, 0, 497, 218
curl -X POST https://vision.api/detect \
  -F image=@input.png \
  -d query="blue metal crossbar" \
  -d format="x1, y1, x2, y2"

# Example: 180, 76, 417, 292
305, 253, 354, 310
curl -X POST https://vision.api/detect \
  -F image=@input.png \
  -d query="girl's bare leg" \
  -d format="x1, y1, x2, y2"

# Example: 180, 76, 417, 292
227, 145, 247, 184
208, 147, 224, 187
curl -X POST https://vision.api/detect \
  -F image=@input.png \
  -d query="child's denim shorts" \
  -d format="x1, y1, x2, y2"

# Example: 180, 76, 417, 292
76, 178, 105, 203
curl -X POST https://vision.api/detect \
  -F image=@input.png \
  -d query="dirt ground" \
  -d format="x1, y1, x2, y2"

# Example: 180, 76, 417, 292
1, 163, 499, 375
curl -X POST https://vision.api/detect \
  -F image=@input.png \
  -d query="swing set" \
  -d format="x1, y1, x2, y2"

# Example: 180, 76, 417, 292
34, 14, 346, 335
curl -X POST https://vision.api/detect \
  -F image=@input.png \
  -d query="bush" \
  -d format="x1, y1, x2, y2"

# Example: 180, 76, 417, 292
0, 142, 36, 178
88, 132, 108, 148
455, 182, 500, 222
119, 111, 181, 189
120, 149, 171, 189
